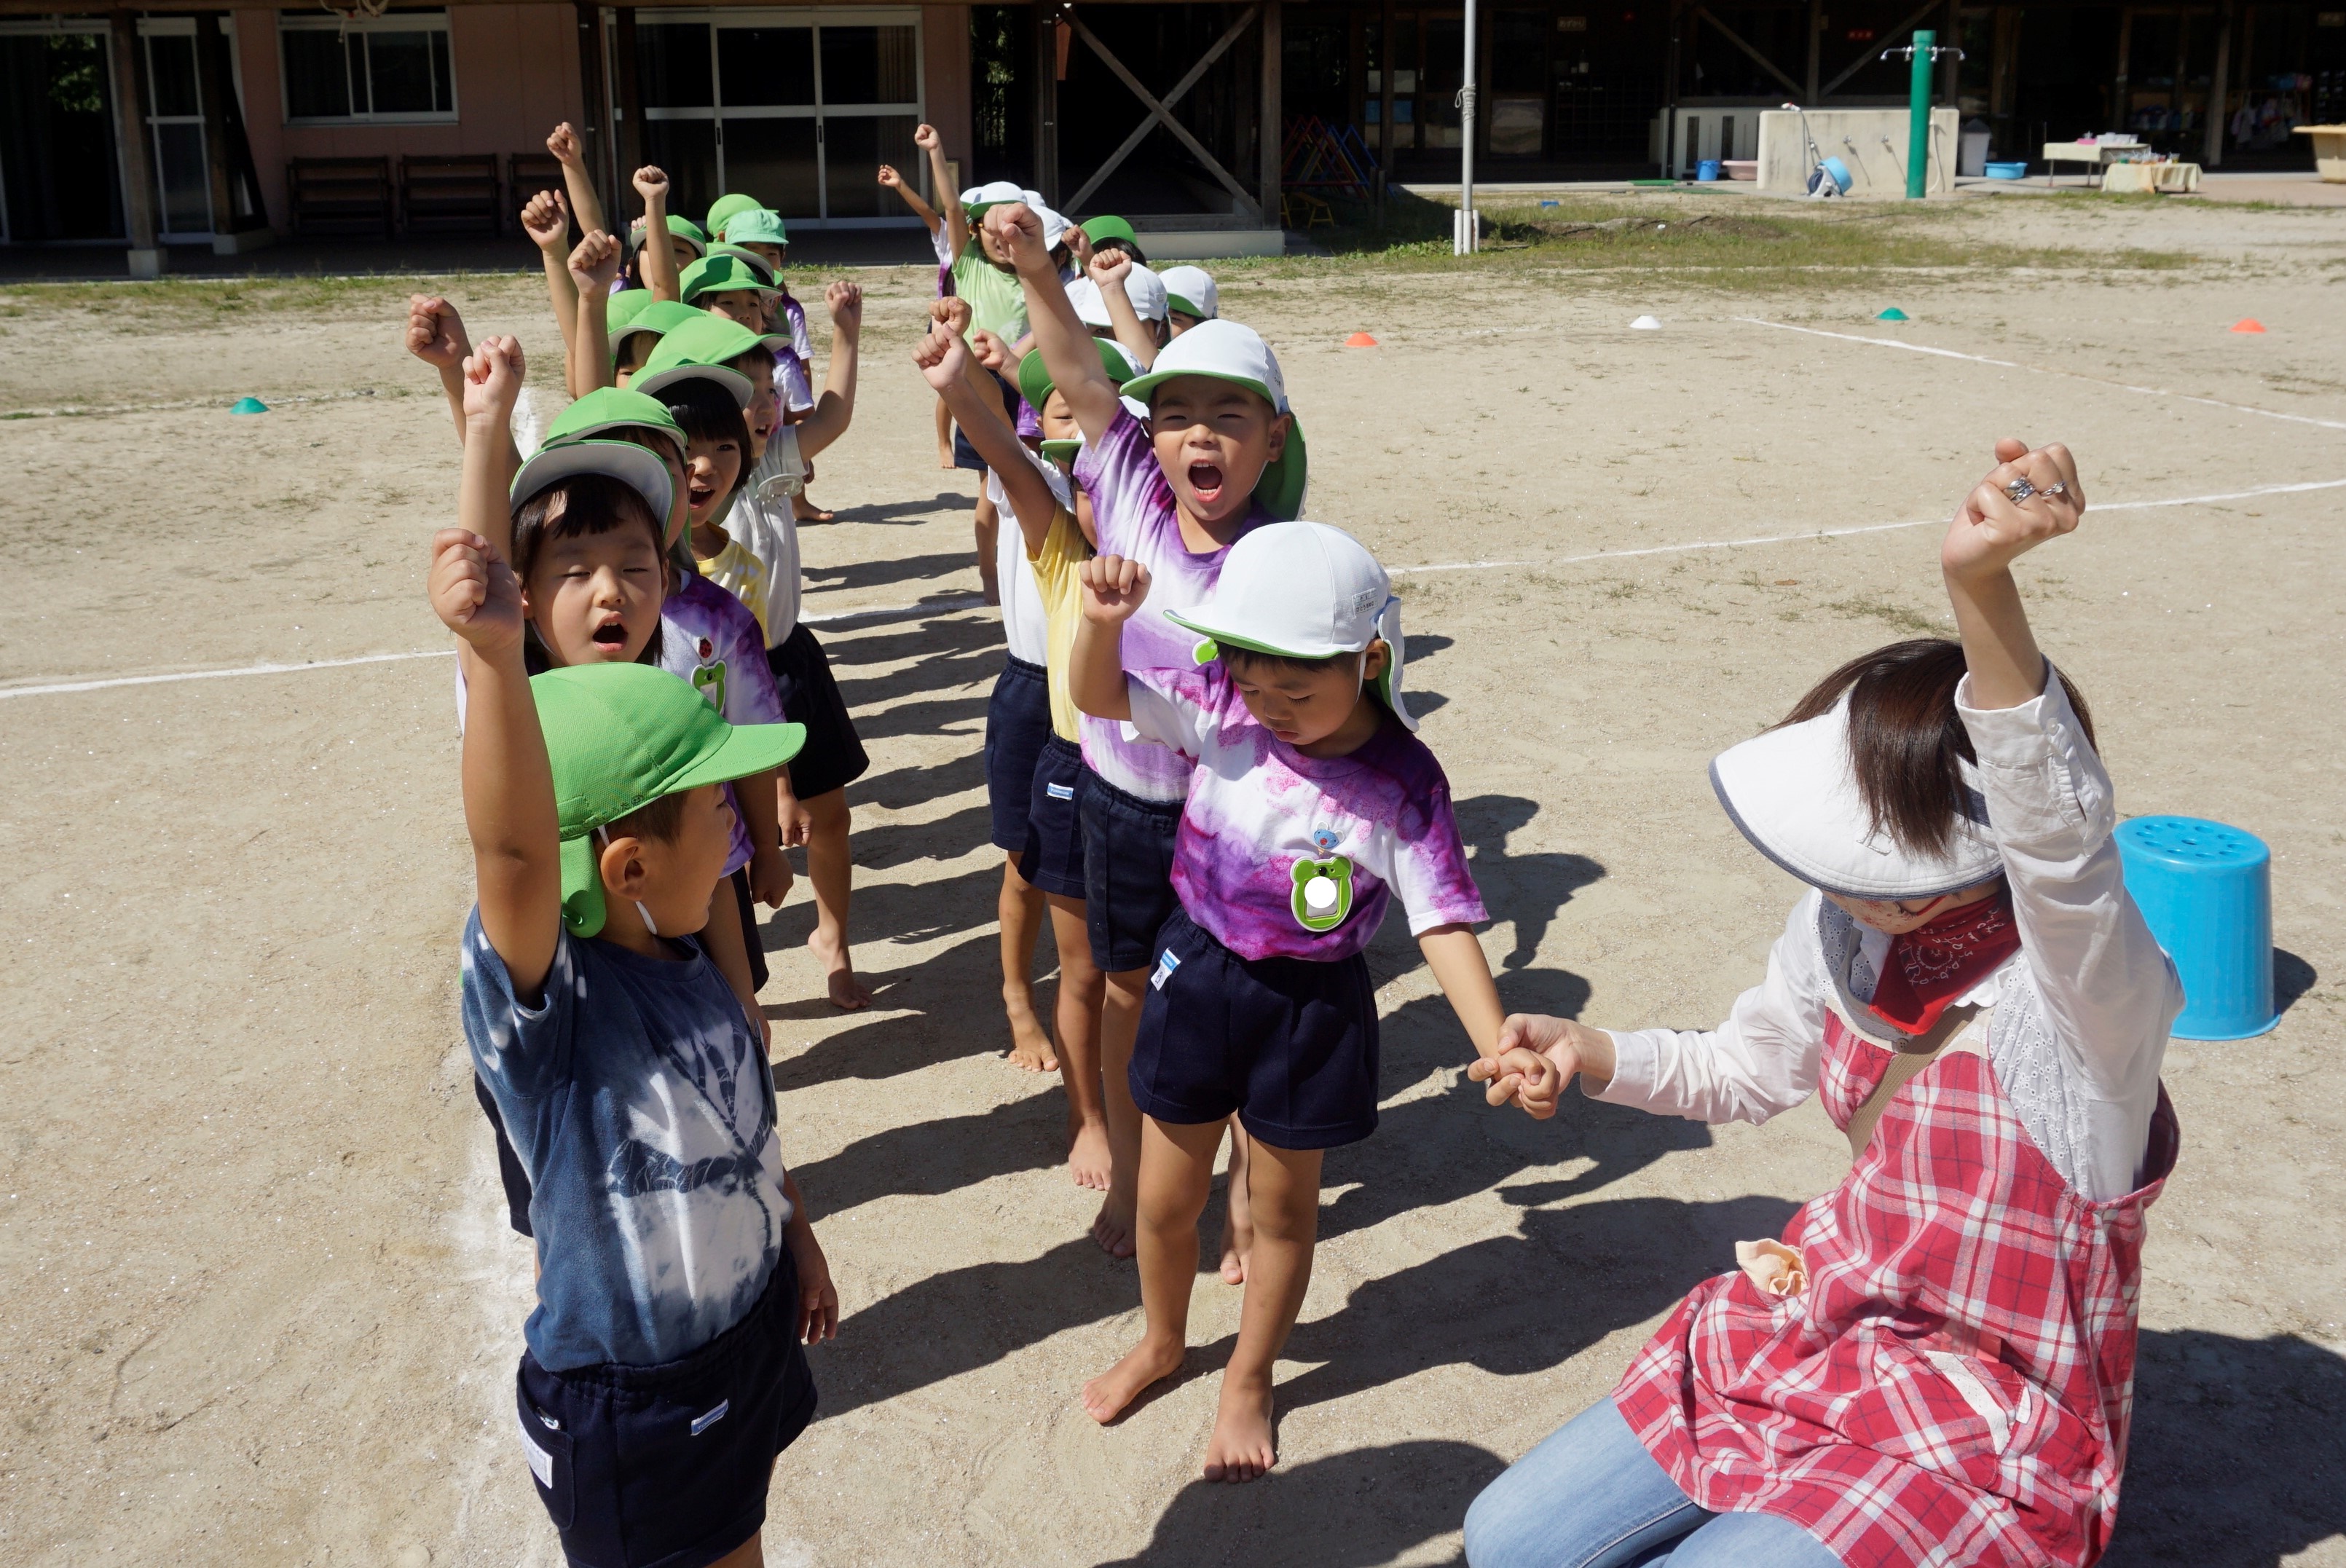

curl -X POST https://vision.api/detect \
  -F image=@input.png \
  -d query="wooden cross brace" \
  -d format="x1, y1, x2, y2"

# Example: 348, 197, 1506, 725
1063, 5, 1264, 218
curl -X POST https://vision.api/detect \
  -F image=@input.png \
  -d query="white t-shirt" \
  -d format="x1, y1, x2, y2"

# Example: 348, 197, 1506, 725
985, 451, 1070, 666
701, 428, 806, 647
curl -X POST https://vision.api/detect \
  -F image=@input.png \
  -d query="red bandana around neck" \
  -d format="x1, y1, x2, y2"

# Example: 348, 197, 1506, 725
1865, 889, 2021, 1036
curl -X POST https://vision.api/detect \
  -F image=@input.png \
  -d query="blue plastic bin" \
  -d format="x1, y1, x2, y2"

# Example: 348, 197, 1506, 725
2115, 816, 2281, 1040
1696, 159, 1723, 181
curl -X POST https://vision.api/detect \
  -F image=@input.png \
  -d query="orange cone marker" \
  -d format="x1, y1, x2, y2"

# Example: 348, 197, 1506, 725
1345, 331, 1379, 347
2230, 318, 2267, 334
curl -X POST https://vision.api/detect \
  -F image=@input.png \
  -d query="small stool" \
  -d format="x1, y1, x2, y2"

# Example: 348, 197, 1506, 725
2115, 816, 2281, 1040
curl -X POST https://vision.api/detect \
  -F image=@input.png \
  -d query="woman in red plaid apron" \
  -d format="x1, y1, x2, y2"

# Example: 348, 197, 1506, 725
1463, 441, 2182, 1568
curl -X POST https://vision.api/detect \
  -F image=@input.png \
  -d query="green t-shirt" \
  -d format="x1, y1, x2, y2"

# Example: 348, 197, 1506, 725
952, 245, 1029, 342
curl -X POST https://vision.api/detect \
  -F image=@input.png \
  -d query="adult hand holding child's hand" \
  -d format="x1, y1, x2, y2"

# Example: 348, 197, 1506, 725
1471, 1014, 1611, 1117
428, 529, 524, 653
1078, 553, 1152, 624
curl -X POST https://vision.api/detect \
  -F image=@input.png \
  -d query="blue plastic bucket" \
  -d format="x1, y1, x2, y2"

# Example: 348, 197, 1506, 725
1819, 156, 1853, 194
1985, 160, 2029, 180
1696, 159, 1723, 181
2115, 816, 2281, 1040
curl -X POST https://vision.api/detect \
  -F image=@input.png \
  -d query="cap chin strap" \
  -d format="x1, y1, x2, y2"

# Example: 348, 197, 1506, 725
595, 827, 661, 938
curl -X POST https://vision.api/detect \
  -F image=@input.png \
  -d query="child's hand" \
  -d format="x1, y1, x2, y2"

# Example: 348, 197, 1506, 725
631, 165, 670, 210
1066, 226, 1095, 269
568, 229, 623, 293
788, 1226, 841, 1344
778, 787, 814, 849
1088, 249, 1133, 288
913, 122, 941, 152
1943, 439, 2085, 585
428, 528, 524, 653
825, 280, 862, 332
1471, 1015, 1613, 1114
750, 841, 794, 908
1079, 553, 1152, 624
968, 328, 1017, 375
546, 121, 584, 168
405, 294, 471, 371
876, 163, 904, 190
983, 202, 1047, 271
911, 320, 969, 392
929, 296, 974, 336
1467, 1046, 1565, 1120
461, 334, 527, 425
519, 189, 570, 254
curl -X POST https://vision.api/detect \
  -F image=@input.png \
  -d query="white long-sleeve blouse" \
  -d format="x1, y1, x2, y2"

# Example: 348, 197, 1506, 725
1596, 667, 2183, 1202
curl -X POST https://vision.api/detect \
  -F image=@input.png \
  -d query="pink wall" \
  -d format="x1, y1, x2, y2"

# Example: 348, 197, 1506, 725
235, 4, 583, 234
921, 4, 972, 189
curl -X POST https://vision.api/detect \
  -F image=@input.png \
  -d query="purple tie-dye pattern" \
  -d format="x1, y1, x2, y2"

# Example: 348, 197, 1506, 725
1072, 409, 1270, 802
661, 573, 789, 875
1127, 663, 1487, 962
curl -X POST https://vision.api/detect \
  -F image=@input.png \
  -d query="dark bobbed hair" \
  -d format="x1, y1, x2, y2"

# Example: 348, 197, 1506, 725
1220, 644, 1350, 678
610, 789, 688, 845
663, 380, 753, 509
1779, 638, 2095, 860
510, 473, 669, 669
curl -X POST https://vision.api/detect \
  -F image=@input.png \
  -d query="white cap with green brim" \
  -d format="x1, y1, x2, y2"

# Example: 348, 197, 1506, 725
1162, 521, 1414, 732
508, 437, 675, 524
1068, 264, 1168, 326
1159, 264, 1219, 320
961, 180, 1028, 212
1119, 319, 1306, 520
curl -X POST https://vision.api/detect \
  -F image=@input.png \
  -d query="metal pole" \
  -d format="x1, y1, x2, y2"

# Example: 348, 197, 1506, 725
1457, 0, 1478, 252
1906, 27, 1934, 199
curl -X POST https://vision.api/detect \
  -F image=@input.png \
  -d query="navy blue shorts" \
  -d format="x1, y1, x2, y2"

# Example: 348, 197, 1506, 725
1018, 733, 1087, 899
983, 656, 1050, 853
516, 1255, 817, 1568
1130, 907, 1381, 1150
1077, 767, 1183, 972
765, 623, 867, 802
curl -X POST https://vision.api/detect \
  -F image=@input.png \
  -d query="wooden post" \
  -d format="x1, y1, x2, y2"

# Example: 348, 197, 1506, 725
2203, 0, 2232, 166
108, 9, 164, 277
1940, 0, 1960, 107
615, 8, 645, 181
198, 14, 269, 249
1379, 0, 1396, 200
1034, 5, 1059, 205
1805, 0, 1821, 102
2113, 10, 2133, 136
575, 2, 612, 216
1988, 6, 2020, 154
1261, 0, 1283, 227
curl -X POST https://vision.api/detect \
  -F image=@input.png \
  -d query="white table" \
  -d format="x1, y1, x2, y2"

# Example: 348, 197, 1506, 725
2042, 141, 2148, 187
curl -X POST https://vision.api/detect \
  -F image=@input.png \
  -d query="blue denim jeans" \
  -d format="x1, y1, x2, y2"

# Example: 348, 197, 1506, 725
1463, 1399, 1843, 1568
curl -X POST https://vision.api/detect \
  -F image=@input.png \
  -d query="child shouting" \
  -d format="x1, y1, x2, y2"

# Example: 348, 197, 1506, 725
430, 532, 838, 1565
1068, 521, 1559, 1481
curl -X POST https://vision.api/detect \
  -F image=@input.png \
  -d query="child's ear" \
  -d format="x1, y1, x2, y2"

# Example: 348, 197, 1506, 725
1363, 639, 1390, 682
599, 834, 649, 900
1264, 411, 1293, 462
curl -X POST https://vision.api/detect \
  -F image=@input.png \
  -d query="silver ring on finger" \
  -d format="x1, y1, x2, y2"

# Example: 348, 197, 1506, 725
2042, 480, 2069, 500
2003, 476, 2038, 504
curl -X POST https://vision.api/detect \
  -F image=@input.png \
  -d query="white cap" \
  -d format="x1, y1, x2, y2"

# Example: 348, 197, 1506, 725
1066, 265, 1168, 328
1160, 521, 1414, 732
1029, 201, 1073, 251
1160, 265, 1219, 320
1709, 703, 2001, 899
1120, 318, 1286, 411
961, 180, 1027, 210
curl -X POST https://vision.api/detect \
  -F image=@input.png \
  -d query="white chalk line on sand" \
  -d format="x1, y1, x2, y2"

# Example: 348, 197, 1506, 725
5, 480, 2336, 700
1737, 318, 2346, 433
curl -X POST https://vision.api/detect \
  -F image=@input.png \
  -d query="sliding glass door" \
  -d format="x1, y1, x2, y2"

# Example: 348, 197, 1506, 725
631, 8, 923, 229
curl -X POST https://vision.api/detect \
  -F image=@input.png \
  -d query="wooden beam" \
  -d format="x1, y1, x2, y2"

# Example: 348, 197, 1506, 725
1805, 0, 1822, 101
2203, 0, 2232, 166
1062, 7, 1260, 216
574, 1, 611, 218
1261, 0, 1282, 221
1379, 0, 1396, 188
615, 8, 645, 182
1691, 5, 1802, 98
107, 9, 163, 275
1035, 4, 1060, 206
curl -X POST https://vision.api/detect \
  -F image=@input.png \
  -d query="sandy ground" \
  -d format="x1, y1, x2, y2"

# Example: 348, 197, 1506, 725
2, 195, 2342, 1566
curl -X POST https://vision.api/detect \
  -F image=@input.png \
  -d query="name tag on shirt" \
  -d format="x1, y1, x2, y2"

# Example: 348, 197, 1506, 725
1152, 949, 1181, 990
1046, 781, 1076, 800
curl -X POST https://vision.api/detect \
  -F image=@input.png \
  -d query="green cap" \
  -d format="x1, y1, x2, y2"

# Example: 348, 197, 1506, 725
1039, 437, 1082, 466
705, 193, 760, 240
607, 289, 656, 336
1082, 215, 1138, 248
610, 299, 703, 363
723, 208, 789, 248
709, 243, 779, 288
507, 437, 676, 529
680, 251, 775, 304
628, 213, 707, 258
634, 315, 763, 407
1015, 338, 1135, 414
534, 662, 806, 937
545, 386, 685, 448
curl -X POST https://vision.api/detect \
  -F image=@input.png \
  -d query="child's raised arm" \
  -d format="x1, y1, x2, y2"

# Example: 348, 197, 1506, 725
1422, 930, 1561, 1118
989, 203, 1120, 445
792, 281, 862, 460
914, 315, 1058, 553
877, 162, 941, 234
429, 523, 562, 998
519, 190, 579, 367
458, 337, 528, 560
1943, 437, 2085, 709
916, 123, 967, 260
406, 293, 474, 445
1085, 250, 1158, 371
1068, 554, 1150, 722
567, 229, 623, 397
633, 166, 682, 303
546, 122, 607, 241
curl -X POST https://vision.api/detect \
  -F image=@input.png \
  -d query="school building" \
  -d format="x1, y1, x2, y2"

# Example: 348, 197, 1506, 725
1, 0, 2339, 269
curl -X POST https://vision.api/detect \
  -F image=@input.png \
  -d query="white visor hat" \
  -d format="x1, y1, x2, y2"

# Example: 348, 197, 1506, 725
1160, 520, 1414, 732
1159, 264, 1219, 320
1065, 269, 1165, 328
1709, 701, 2001, 899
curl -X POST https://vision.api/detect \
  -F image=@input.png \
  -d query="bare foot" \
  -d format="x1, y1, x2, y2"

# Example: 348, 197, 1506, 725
808, 929, 872, 1011
793, 497, 836, 524
936, 447, 956, 470
1202, 1374, 1276, 1482
1216, 1200, 1253, 1285
1090, 1193, 1135, 1259
1006, 990, 1057, 1072
1080, 1336, 1183, 1425
1068, 1119, 1112, 1191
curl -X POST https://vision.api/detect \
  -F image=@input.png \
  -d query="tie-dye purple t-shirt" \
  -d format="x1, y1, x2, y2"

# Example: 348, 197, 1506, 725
661, 572, 788, 876
1072, 409, 1271, 802
1125, 663, 1487, 962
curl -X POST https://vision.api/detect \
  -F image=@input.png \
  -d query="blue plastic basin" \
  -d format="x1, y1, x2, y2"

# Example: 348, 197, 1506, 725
2115, 815, 2281, 1040
1985, 161, 2029, 180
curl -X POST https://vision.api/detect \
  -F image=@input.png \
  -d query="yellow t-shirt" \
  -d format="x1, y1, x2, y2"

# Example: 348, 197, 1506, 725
1029, 503, 1090, 741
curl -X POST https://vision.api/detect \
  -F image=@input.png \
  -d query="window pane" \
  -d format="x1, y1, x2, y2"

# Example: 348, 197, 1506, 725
644, 118, 719, 219
366, 31, 436, 115
0, 33, 124, 240
717, 26, 813, 106
148, 34, 200, 118
819, 114, 915, 217
819, 25, 915, 105
283, 29, 352, 119
722, 116, 818, 218
155, 120, 211, 233
638, 23, 712, 109
430, 30, 452, 112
